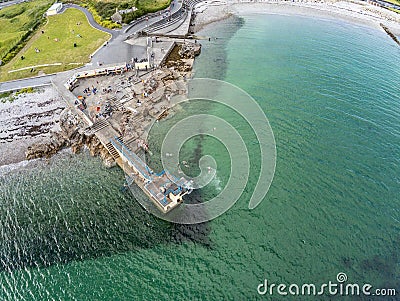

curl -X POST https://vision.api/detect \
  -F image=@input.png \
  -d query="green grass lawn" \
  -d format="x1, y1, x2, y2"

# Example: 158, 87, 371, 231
90, 0, 170, 11
0, 8, 111, 82
0, 0, 53, 61
87, 0, 171, 25
138, 0, 171, 11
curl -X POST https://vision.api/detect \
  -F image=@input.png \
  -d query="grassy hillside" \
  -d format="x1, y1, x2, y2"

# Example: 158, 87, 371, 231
0, 0, 172, 65
0, 0, 53, 64
0, 8, 110, 82
74, 0, 172, 26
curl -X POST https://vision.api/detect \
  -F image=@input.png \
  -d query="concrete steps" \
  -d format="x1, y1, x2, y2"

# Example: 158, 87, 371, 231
123, 136, 137, 146
84, 119, 109, 135
105, 141, 120, 159
111, 101, 124, 111
153, 11, 190, 35
188, 0, 206, 8
107, 95, 125, 111
147, 11, 187, 33
145, 7, 185, 33
145, 0, 204, 35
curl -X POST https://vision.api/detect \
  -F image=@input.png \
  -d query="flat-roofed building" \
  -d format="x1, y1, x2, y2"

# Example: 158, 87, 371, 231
46, 3, 62, 16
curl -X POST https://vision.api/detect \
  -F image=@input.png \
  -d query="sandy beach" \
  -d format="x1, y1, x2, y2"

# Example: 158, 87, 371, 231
194, 0, 400, 35
1, 0, 399, 168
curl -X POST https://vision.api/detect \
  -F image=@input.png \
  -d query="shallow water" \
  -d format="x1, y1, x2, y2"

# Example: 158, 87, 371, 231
1, 14, 399, 300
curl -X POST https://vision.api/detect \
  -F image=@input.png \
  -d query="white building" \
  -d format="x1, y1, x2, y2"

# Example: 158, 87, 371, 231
46, 3, 62, 16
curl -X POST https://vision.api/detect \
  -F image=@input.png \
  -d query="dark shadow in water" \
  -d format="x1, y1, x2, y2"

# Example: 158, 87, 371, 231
339, 236, 400, 301
0, 16, 244, 273
194, 16, 244, 81
171, 189, 213, 249
141, 130, 213, 249
170, 134, 213, 249
0, 145, 215, 273
358, 240, 400, 301
0, 174, 212, 272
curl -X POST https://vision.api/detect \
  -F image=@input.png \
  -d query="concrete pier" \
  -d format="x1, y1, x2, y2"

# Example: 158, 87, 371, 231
51, 39, 200, 213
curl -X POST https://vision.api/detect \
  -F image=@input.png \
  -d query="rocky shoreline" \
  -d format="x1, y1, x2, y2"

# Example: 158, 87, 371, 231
13, 41, 201, 168
5, 0, 397, 169
24, 109, 116, 167
0, 88, 65, 166
0, 87, 116, 168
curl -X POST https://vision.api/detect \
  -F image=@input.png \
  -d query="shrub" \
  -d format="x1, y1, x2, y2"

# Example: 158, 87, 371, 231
0, 91, 15, 103
16, 87, 35, 95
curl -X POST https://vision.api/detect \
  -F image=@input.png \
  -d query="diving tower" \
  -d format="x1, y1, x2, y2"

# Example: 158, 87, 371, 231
110, 137, 192, 213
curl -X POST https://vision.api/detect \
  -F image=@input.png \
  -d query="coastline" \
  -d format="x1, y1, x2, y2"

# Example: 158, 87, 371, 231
193, 3, 235, 32
1, 0, 399, 169
193, 0, 400, 35
0, 87, 65, 166
0, 2, 400, 298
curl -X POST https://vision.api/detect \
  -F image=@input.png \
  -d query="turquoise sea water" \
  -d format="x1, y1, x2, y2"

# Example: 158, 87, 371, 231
1, 14, 400, 300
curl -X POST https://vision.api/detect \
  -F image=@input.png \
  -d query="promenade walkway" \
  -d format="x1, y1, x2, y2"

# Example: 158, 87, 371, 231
0, 75, 54, 92
0, 0, 203, 92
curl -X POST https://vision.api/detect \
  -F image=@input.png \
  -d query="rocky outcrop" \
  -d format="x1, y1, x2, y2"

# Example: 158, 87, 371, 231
0, 87, 70, 165
178, 42, 201, 59
0, 95, 65, 143
167, 59, 194, 73
25, 110, 115, 167
144, 77, 159, 94
23, 41, 200, 167
380, 23, 400, 46
165, 42, 201, 74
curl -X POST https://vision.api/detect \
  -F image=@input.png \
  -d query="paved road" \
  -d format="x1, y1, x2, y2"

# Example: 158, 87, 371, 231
0, 0, 28, 10
0, 0, 183, 92
63, 0, 182, 39
371, 0, 400, 10
123, 0, 182, 35
61, 4, 117, 36
65, 0, 183, 68
0, 75, 54, 92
